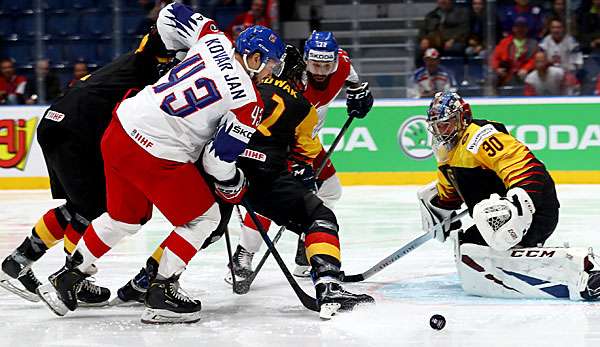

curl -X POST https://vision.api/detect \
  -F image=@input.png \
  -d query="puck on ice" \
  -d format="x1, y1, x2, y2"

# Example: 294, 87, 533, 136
429, 314, 446, 330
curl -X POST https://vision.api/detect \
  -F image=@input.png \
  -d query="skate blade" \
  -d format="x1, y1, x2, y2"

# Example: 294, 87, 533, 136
293, 265, 311, 278
319, 303, 341, 320
0, 272, 41, 303
108, 296, 144, 307
224, 272, 252, 294
78, 299, 110, 308
36, 283, 69, 317
141, 308, 201, 324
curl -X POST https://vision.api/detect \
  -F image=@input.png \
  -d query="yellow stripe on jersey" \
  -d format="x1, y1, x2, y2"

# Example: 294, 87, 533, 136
151, 245, 165, 263
63, 236, 77, 255
292, 105, 321, 163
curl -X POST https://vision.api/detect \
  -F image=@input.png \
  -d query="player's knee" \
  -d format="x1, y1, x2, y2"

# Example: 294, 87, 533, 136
93, 212, 142, 237
181, 203, 221, 245
317, 175, 342, 208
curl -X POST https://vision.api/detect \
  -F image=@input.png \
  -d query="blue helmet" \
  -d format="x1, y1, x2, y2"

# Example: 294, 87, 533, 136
236, 25, 286, 65
303, 31, 339, 62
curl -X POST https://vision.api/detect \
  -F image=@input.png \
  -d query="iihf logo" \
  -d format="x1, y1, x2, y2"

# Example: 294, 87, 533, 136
397, 115, 433, 160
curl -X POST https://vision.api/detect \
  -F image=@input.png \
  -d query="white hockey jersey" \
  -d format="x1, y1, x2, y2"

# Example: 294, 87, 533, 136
116, 32, 263, 182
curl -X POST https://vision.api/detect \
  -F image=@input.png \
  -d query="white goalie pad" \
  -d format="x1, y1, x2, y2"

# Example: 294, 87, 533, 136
455, 241, 597, 300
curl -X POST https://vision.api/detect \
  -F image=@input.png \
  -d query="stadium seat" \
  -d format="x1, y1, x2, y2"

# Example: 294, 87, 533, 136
64, 41, 97, 63
213, 6, 243, 31
96, 40, 114, 64
14, 15, 36, 37
465, 57, 485, 84
46, 13, 80, 37
45, 43, 65, 65
72, 0, 94, 9
80, 12, 112, 36
0, 41, 33, 65
122, 12, 145, 36
441, 57, 465, 85
44, 0, 64, 11
0, 16, 14, 36
0, 0, 33, 12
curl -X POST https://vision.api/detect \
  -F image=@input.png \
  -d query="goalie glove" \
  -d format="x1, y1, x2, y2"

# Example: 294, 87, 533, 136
417, 181, 462, 242
214, 168, 248, 204
346, 82, 373, 119
473, 187, 535, 251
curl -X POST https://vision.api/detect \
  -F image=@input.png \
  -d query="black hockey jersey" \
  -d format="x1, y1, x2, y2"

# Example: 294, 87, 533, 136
239, 77, 321, 175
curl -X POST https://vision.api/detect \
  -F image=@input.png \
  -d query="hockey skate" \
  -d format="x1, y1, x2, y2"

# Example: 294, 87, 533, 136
110, 267, 149, 306
224, 245, 255, 286
293, 236, 311, 278
141, 276, 202, 324
37, 252, 89, 316
77, 278, 110, 307
316, 279, 375, 320
0, 251, 42, 303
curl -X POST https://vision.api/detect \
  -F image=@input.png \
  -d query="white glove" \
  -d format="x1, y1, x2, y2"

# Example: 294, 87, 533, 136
417, 181, 461, 242
473, 187, 535, 251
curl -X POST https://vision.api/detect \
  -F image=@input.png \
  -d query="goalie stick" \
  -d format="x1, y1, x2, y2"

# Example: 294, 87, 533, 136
242, 199, 319, 312
232, 115, 357, 293
342, 208, 469, 282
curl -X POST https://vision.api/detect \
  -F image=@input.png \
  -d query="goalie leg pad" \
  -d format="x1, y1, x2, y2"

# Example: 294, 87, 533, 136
455, 242, 595, 300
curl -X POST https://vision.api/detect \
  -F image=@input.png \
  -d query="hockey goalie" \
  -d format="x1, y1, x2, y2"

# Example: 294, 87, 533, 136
418, 91, 600, 301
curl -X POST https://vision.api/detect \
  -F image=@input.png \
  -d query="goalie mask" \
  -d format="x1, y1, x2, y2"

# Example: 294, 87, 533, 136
426, 92, 472, 162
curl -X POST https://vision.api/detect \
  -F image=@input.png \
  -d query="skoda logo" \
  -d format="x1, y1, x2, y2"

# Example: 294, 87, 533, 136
397, 115, 433, 160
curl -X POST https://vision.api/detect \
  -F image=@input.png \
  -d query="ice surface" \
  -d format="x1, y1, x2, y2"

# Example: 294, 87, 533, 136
1, 186, 600, 347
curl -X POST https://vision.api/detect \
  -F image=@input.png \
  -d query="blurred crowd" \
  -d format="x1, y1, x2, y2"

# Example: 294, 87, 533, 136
412, 0, 600, 98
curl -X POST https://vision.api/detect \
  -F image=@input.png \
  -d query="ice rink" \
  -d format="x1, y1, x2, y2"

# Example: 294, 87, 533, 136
1, 185, 600, 347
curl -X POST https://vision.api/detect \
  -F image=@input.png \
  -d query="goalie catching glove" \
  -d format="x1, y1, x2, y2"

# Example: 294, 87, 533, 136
418, 181, 462, 242
473, 187, 535, 251
346, 82, 373, 119
214, 168, 248, 204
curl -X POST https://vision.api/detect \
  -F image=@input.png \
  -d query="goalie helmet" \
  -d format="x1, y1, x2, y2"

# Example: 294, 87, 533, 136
426, 92, 472, 161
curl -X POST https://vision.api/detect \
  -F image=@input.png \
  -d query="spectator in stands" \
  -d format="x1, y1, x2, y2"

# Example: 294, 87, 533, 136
226, 0, 271, 40
68, 62, 89, 88
418, 0, 469, 58
541, 0, 575, 37
25, 59, 61, 105
578, 0, 600, 53
539, 19, 583, 76
466, 0, 486, 57
0, 58, 27, 105
498, 0, 544, 39
491, 17, 538, 87
136, 0, 170, 35
410, 48, 456, 98
595, 73, 600, 95
524, 51, 579, 95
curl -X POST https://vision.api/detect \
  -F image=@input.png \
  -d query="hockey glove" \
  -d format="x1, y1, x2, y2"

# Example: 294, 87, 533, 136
290, 161, 317, 192
346, 82, 374, 119
214, 168, 248, 204
417, 181, 462, 242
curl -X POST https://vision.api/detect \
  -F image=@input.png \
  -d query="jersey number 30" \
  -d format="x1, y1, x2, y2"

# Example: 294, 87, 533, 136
152, 54, 222, 118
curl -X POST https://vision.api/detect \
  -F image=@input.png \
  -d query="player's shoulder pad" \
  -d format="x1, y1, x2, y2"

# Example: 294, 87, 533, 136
464, 120, 502, 154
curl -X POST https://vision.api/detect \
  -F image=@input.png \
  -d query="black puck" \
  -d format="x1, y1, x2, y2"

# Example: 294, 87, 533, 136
430, 314, 446, 330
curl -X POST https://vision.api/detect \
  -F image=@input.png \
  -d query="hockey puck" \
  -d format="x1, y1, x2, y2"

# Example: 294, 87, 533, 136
429, 314, 446, 330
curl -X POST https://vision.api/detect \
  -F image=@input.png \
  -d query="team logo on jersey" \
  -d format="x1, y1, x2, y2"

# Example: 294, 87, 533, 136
0, 117, 38, 170
397, 115, 433, 160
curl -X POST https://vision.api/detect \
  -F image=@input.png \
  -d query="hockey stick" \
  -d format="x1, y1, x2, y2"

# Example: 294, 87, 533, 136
231, 206, 285, 294
343, 208, 469, 282
223, 226, 239, 294
242, 199, 319, 312
233, 117, 357, 291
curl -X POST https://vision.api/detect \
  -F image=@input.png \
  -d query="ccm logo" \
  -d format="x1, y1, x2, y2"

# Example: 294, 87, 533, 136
231, 124, 253, 139
511, 250, 556, 257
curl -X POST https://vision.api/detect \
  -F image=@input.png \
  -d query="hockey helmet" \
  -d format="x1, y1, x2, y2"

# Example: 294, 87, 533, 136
303, 31, 339, 76
236, 25, 286, 77
274, 45, 307, 91
426, 92, 472, 159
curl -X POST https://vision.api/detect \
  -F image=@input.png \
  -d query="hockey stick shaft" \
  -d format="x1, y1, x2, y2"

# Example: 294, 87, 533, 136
315, 115, 355, 177
242, 199, 319, 311
223, 226, 239, 293
343, 209, 468, 282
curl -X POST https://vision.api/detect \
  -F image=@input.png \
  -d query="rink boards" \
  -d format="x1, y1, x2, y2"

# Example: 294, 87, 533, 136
0, 97, 599, 188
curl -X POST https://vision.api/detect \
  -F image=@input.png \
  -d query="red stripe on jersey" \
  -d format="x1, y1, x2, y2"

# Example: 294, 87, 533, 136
231, 100, 264, 128
163, 231, 198, 264
64, 224, 82, 245
82, 226, 111, 258
517, 180, 544, 186
305, 232, 340, 249
243, 212, 272, 232
43, 210, 65, 240
304, 49, 352, 108
197, 20, 221, 40
509, 170, 544, 183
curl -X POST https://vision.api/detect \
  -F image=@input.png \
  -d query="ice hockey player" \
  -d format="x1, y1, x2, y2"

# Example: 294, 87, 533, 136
234, 30, 374, 279
36, 16, 286, 323
0, 23, 183, 306
419, 91, 600, 301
